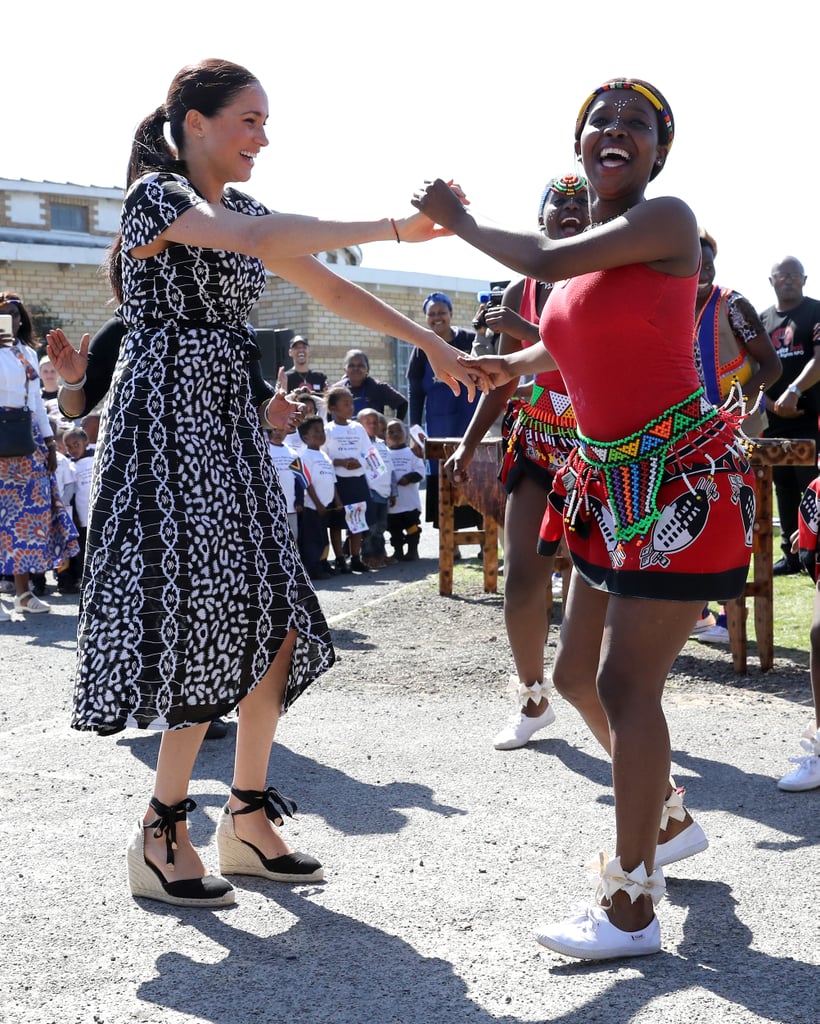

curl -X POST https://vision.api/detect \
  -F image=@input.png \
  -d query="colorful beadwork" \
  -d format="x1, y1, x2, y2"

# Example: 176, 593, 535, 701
570, 389, 718, 541
507, 385, 578, 469
538, 174, 588, 221
574, 78, 674, 151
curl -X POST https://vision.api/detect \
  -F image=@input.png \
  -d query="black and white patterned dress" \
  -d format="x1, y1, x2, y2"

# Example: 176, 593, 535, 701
72, 172, 334, 735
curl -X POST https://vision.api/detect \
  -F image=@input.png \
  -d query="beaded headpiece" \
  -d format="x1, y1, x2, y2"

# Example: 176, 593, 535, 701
575, 79, 674, 179
538, 174, 588, 221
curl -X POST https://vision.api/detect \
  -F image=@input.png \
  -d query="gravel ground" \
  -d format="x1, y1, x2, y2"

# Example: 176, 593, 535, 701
0, 523, 817, 1024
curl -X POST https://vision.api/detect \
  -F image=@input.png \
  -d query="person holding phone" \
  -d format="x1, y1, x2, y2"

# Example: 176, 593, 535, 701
0, 293, 78, 619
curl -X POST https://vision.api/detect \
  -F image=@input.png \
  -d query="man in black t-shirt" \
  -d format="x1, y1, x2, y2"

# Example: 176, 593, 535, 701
759, 256, 820, 574
284, 335, 328, 395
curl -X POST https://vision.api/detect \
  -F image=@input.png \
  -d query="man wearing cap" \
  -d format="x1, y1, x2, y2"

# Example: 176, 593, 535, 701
284, 336, 329, 395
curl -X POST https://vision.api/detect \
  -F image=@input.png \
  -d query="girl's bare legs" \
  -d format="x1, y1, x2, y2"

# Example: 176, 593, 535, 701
553, 576, 701, 848
142, 722, 210, 879
596, 595, 702, 931
227, 629, 298, 859
552, 576, 612, 747
503, 475, 554, 713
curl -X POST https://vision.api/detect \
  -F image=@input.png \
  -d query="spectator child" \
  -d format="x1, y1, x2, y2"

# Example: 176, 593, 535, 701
63, 426, 94, 580
47, 420, 79, 594
297, 416, 339, 580
323, 386, 373, 574
357, 407, 393, 567
285, 389, 319, 450
385, 419, 425, 561
267, 425, 303, 539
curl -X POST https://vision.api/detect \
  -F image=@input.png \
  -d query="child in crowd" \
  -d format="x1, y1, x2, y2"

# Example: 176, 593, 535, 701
49, 420, 79, 594
385, 419, 425, 561
63, 426, 94, 584
266, 425, 303, 540
323, 386, 373, 574
285, 389, 318, 451
779, 482, 820, 791
357, 407, 393, 568
297, 415, 339, 581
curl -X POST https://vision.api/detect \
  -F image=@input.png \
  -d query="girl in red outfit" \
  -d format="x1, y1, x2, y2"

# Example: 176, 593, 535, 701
414, 78, 756, 961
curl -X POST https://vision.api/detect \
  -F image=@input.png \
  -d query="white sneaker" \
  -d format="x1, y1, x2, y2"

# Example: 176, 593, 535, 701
535, 905, 661, 960
551, 573, 563, 597
777, 726, 820, 791
13, 590, 50, 614
654, 820, 709, 868
493, 703, 556, 750
778, 756, 820, 791
697, 624, 730, 644
0, 604, 11, 622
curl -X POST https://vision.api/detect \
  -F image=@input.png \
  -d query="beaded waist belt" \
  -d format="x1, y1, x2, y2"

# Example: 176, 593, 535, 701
508, 384, 577, 444
569, 388, 720, 542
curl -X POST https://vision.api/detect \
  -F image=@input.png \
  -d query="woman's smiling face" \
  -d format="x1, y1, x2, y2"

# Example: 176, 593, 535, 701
578, 91, 663, 197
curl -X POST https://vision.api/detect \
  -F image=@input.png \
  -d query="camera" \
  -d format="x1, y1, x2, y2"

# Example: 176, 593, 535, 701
472, 281, 509, 331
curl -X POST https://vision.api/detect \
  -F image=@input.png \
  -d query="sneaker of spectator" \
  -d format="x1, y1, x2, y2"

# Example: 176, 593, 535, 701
696, 611, 730, 644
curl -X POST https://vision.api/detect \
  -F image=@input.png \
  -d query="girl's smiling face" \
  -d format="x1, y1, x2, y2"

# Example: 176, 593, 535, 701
578, 91, 664, 198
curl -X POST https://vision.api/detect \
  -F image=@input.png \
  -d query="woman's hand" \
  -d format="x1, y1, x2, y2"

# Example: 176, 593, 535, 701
46, 448, 57, 473
261, 392, 304, 431
443, 442, 473, 484
426, 334, 491, 401
483, 305, 530, 339
276, 365, 288, 391
411, 179, 471, 232
46, 329, 89, 385
773, 389, 803, 418
396, 184, 469, 242
457, 353, 517, 389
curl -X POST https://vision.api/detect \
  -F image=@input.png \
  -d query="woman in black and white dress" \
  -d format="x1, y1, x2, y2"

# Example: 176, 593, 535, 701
50, 58, 486, 908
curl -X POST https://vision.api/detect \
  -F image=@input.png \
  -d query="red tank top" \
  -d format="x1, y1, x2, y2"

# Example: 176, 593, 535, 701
540, 263, 700, 440
519, 278, 565, 392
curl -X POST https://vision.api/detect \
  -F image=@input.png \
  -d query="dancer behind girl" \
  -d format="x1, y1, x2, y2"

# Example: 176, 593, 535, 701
443, 174, 589, 750
414, 77, 755, 960
67, 58, 487, 909
778, 486, 820, 791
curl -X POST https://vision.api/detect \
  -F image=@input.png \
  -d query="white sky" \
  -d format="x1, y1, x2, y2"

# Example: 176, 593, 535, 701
7, 1, 816, 312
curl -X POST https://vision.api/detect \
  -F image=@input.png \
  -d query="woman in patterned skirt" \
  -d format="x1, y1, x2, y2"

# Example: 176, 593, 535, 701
59, 58, 486, 908
414, 78, 756, 960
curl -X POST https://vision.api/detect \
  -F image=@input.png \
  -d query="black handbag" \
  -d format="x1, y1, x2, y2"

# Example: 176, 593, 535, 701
0, 347, 37, 457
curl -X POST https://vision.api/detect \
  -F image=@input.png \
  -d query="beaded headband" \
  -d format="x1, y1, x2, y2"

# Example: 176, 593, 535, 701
538, 174, 588, 220
574, 79, 674, 152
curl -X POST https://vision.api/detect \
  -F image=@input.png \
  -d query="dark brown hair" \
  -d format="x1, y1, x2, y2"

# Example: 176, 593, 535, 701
0, 291, 34, 347
106, 59, 259, 301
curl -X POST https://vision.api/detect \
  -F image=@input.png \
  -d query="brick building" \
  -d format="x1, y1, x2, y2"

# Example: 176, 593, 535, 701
0, 178, 493, 399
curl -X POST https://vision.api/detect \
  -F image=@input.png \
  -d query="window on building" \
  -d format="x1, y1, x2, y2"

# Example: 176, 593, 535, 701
51, 203, 89, 233
392, 337, 413, 419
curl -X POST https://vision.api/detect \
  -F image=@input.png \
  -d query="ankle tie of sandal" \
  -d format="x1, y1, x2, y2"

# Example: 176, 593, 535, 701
660, 784, 687, 831
229, 786, 297, 827
506, 676, 551, 707
591, 851, 666, 908
147, 796, 196, 869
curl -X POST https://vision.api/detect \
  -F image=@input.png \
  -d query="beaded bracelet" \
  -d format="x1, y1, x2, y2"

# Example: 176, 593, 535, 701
390, 218, 401, 243
60, 374, 87, 391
